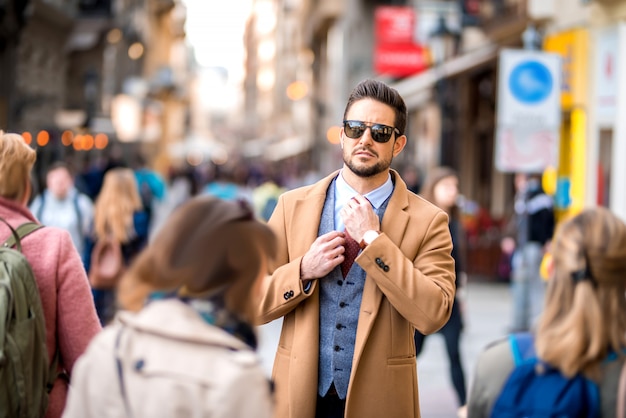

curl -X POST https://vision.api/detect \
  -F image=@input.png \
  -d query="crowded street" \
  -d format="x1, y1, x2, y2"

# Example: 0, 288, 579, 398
2, 0, 626, 417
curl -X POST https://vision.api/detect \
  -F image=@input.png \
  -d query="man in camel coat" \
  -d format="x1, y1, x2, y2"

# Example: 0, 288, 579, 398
256, 79, 456, 418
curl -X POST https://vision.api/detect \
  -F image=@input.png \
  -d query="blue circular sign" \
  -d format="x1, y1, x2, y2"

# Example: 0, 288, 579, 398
508, 61, 553, 104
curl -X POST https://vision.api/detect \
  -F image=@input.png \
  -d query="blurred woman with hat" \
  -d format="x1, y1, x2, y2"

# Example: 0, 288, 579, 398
63, 196, 277, 418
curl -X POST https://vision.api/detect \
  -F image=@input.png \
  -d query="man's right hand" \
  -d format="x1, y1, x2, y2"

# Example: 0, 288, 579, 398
300, 231, 346, 281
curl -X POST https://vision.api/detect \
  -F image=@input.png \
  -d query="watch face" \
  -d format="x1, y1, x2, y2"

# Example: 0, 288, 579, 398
364, 230, 379, 244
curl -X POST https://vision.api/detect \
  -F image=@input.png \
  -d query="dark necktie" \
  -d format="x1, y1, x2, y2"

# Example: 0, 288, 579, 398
341, 230, 360, 278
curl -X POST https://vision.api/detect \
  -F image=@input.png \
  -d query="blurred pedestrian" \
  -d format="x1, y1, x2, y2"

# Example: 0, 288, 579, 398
503, 172, 554, 332
256, 79, 456, 418
0, 131, 101, 418
253, 178, 286, 221
203, 164, 253, 203
30, 161, 94, 264
63, 196, 276, 418
401, 163, 423, 194
85, 168, 149, 325
467, 206, 626, 417
131, 153, 166, 236
414, 166, 467, 415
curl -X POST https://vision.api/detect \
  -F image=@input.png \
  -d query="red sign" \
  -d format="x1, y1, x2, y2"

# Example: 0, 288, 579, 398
374, 43, 430, 77
375, 6, 415, 45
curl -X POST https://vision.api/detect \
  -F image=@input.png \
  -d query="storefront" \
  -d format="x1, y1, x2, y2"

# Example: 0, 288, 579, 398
589, 23, 626, 221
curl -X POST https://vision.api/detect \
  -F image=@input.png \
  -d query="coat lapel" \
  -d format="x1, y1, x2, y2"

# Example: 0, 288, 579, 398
288, 171, 338, 258
287, 171, 338, 417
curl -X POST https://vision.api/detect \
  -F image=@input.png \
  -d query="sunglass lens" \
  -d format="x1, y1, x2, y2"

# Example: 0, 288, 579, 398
371, 125, 392, 143
345, 121, 365, 139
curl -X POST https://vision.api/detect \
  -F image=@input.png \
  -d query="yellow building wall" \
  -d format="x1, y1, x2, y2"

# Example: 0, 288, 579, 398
544, 29, 589, 222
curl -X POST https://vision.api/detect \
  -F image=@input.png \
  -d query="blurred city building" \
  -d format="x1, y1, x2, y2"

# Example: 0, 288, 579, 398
243, 0, 315, 169
243, 0, 626, 279
0, 0, 191, 181
3, 0, 626, 278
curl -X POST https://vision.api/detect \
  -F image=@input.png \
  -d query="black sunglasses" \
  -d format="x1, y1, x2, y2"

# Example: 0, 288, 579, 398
342, 120, 400, 143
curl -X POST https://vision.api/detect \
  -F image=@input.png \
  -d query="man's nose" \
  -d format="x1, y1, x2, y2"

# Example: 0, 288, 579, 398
358, 127, 375, 144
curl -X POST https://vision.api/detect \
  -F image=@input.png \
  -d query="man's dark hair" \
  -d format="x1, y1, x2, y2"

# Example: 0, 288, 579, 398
46, 161, 73, 177
343, 79, 408, 136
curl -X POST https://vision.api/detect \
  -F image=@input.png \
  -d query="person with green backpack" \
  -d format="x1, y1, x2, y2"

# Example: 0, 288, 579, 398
0, 131, 101, 418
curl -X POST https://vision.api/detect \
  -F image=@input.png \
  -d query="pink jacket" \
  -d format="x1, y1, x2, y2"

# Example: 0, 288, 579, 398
0, 197, 102, 418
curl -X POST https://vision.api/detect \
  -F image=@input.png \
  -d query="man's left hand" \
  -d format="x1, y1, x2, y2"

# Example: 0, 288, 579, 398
340, 195, 380, 243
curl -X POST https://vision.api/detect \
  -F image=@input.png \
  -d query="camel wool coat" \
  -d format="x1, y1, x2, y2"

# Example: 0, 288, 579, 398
256, 170, 456, 418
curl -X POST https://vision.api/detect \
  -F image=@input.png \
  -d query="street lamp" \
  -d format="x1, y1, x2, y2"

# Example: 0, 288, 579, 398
429, 15, 457, 66
429, 15, 459, 169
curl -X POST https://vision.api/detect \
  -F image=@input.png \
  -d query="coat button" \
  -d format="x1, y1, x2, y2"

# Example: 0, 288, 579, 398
134, 359, 145, 371
339, 302, 346, 308
334, 345, 341, 352
383, 265, 390, 272
283, 292, 290, 300
337, 280, 343, 286
289, 290, 294, 297
336, 323, 342, 330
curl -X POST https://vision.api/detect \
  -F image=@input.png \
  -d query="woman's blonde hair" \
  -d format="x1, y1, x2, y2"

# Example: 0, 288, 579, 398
93, 168, 143, 243
0, 131, 36, 202
536, 207, 626, 378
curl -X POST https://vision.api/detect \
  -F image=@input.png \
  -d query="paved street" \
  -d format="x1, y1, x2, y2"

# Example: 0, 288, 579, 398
256, 280, 512, 417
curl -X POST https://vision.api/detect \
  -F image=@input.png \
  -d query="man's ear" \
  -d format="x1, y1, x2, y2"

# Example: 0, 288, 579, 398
393, 134, 407, 157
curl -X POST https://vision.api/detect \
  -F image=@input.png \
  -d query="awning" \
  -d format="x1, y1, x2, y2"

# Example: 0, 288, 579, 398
265, 136, 312, 161
391, 44, 499, 109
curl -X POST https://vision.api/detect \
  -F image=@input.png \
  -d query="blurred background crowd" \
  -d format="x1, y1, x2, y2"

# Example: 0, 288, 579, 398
2, 0, 626, 415
5, 0, 619, 282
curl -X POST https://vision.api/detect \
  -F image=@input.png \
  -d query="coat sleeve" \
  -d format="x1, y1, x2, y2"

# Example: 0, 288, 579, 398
55, 230, 102, 373
254, 193, 317, 325
357, 210, 456, 334
467, 339, 514, 417
62, 328, 123, 418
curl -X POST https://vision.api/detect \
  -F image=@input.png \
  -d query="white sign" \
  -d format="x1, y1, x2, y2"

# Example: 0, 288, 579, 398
595, 27, 619, 124
495, 49, 562, 173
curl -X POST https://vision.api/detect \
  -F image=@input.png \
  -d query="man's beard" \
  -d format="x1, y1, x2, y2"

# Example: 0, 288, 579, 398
344, 148, 392, 178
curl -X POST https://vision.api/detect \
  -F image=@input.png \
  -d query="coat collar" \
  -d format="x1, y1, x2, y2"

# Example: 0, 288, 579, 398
0, 195, 38, 222
292, 168, 410, 251
117, 299, 254, 352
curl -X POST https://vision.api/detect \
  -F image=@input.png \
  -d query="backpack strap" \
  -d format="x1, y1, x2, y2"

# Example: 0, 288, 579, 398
2, 222, 44, 251
509, 332, 536, 365
73, 194, 83, 237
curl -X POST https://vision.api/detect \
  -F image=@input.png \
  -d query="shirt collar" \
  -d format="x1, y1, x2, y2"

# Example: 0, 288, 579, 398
336, 169, 393, 210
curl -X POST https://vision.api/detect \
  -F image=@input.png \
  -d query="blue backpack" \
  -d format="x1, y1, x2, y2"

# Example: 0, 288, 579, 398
490, 333, 600, 418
